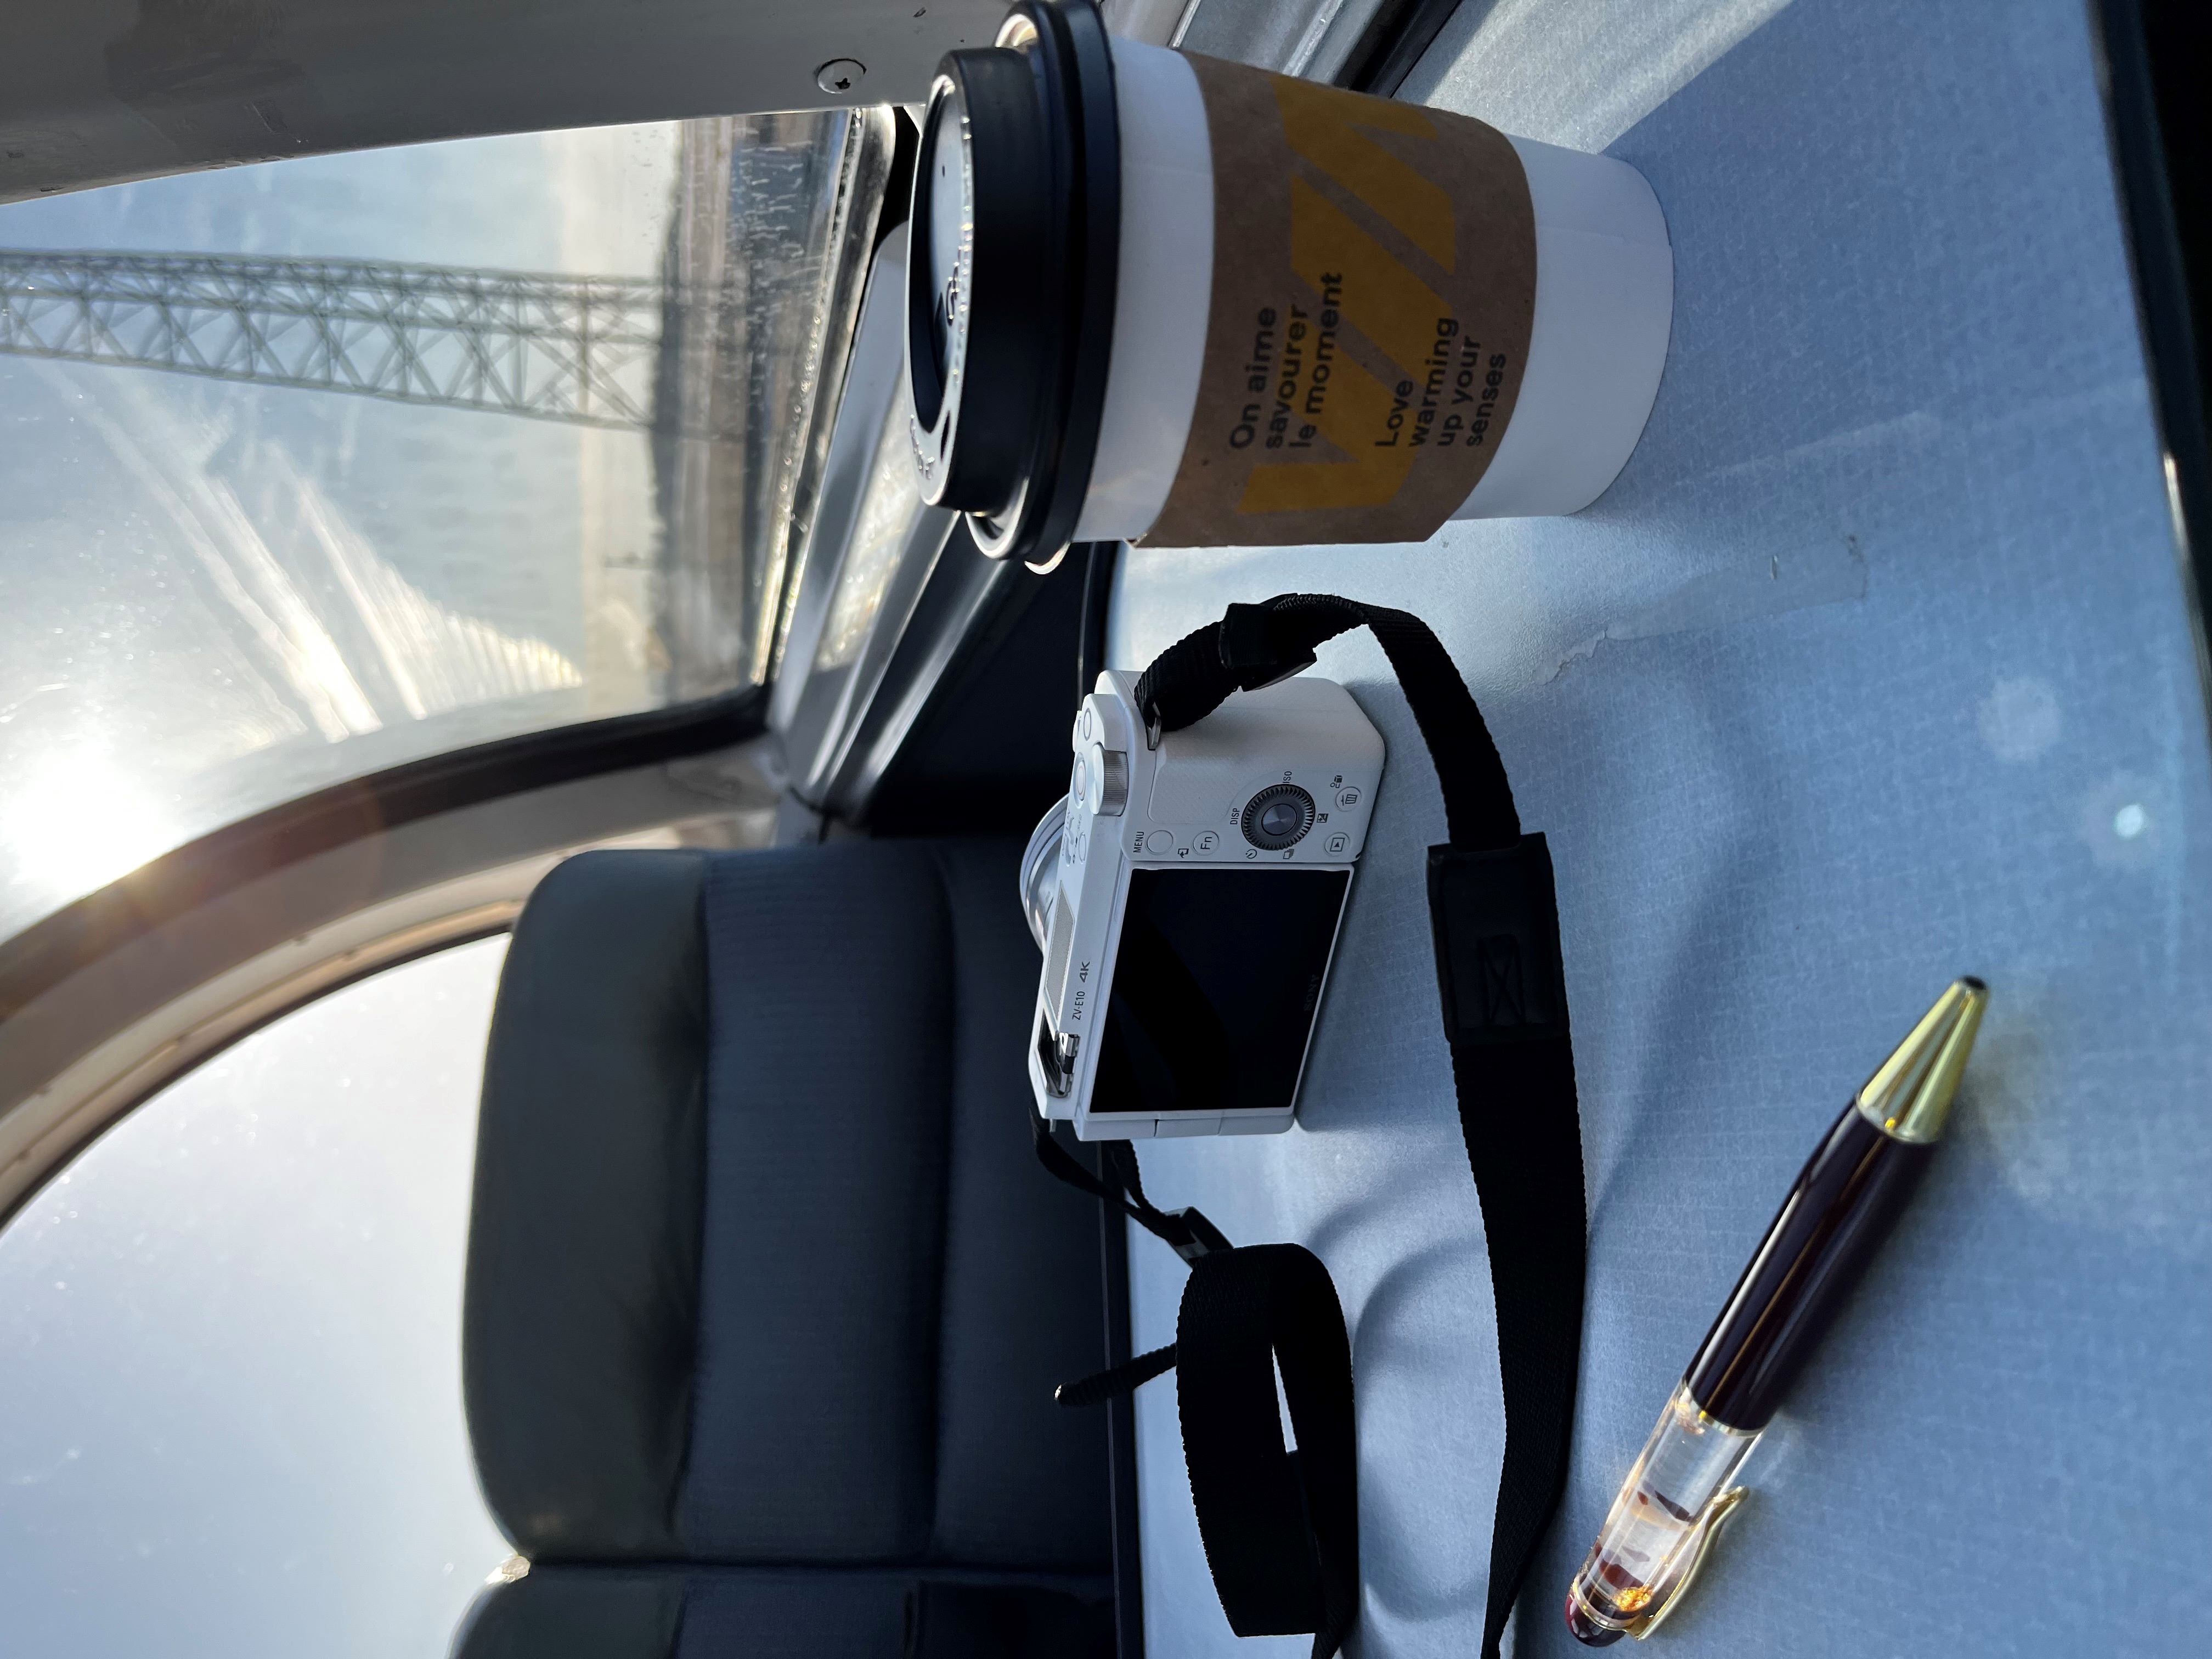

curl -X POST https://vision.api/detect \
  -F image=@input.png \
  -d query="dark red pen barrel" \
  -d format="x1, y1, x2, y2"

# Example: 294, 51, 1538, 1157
1683, 1102, 1934, 1431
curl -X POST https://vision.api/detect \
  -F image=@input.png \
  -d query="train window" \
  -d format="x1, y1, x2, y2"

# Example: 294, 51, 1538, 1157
0, 110, 892, 942
0, 938, 511, 1656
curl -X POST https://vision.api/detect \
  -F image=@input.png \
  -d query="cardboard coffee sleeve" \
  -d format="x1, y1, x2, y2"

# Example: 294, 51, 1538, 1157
1140, 61, 1537, 549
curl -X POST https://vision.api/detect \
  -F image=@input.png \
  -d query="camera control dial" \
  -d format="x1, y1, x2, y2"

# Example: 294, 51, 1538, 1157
1241, 783, 1316, 850
1085, 742, 1128, 816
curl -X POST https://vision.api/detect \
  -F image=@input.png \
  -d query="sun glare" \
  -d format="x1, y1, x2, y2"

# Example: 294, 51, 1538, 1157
0, 749, 181, 908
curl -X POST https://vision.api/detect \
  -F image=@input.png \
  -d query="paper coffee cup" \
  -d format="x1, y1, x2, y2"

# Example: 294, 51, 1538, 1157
906, 0, 1673, 566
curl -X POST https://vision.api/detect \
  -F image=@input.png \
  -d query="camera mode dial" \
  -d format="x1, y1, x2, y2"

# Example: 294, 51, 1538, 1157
1071, 744, 1127, 817
1241, 783, 1316, 850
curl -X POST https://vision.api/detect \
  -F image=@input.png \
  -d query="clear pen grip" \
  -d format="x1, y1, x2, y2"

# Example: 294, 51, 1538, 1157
1565, 1384, 1757, 1644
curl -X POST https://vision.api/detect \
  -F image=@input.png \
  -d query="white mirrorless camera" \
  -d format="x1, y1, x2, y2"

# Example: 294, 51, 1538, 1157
1022, 670, 1386, 1140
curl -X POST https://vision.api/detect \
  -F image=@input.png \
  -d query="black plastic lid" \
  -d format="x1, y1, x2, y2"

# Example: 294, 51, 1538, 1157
905, 0, 1121, 571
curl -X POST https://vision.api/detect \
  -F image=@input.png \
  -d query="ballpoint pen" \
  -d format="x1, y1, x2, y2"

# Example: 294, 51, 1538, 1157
1564, 978, 1989, 1644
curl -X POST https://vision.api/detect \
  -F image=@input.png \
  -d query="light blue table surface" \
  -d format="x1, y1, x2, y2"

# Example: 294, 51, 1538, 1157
1108, 1, 2212, 1654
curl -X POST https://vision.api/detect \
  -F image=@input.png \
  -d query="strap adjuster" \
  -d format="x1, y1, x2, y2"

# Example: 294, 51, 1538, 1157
1218, 602, 1318, 691
1165, 1205, 1232, 1262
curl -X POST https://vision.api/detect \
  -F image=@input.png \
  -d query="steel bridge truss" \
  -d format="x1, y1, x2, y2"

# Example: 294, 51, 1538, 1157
0, 250, 676, 431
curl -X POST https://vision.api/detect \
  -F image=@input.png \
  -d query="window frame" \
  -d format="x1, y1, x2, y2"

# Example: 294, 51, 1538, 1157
2093, 0, 2212, 733
0, 693, 774, 1227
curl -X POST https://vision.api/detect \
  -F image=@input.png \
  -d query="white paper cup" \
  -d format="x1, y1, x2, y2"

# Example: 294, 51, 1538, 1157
907, 5, 1674, 563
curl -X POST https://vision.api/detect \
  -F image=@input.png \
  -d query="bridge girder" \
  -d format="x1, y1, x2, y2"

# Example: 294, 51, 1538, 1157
0, 250, 676, 431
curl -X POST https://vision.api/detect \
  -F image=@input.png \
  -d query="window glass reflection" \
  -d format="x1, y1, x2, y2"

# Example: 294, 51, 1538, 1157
0, 111, 889, 941
815, 397, 930, 673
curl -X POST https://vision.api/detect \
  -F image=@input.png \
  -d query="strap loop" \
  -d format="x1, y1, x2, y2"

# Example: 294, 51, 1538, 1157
1134, 594, 1521, 849
1176, 1245, 1358, 1659
1029, 1105, 1229, 1260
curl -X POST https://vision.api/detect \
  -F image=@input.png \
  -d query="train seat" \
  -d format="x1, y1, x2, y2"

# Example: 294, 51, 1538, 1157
449, 842, 1115, 1657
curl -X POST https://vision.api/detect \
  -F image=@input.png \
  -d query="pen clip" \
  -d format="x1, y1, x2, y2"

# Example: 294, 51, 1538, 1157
1628, 1485, 1748, 1640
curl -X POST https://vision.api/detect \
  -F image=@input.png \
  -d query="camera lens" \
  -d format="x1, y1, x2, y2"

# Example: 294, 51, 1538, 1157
1241, 784, 1316, 850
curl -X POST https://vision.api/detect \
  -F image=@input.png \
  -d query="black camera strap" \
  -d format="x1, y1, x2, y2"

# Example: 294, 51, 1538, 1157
1046, 594, 1588, 1659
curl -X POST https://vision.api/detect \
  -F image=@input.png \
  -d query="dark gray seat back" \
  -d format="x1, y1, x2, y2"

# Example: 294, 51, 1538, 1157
456, 840, 1113, 1655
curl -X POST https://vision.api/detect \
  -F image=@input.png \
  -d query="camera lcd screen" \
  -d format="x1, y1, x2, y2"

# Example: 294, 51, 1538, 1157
1090, 866, 1352, 1116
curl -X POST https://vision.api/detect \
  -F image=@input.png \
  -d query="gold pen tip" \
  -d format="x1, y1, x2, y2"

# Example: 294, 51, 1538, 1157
1856, 977, 1988, 1143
